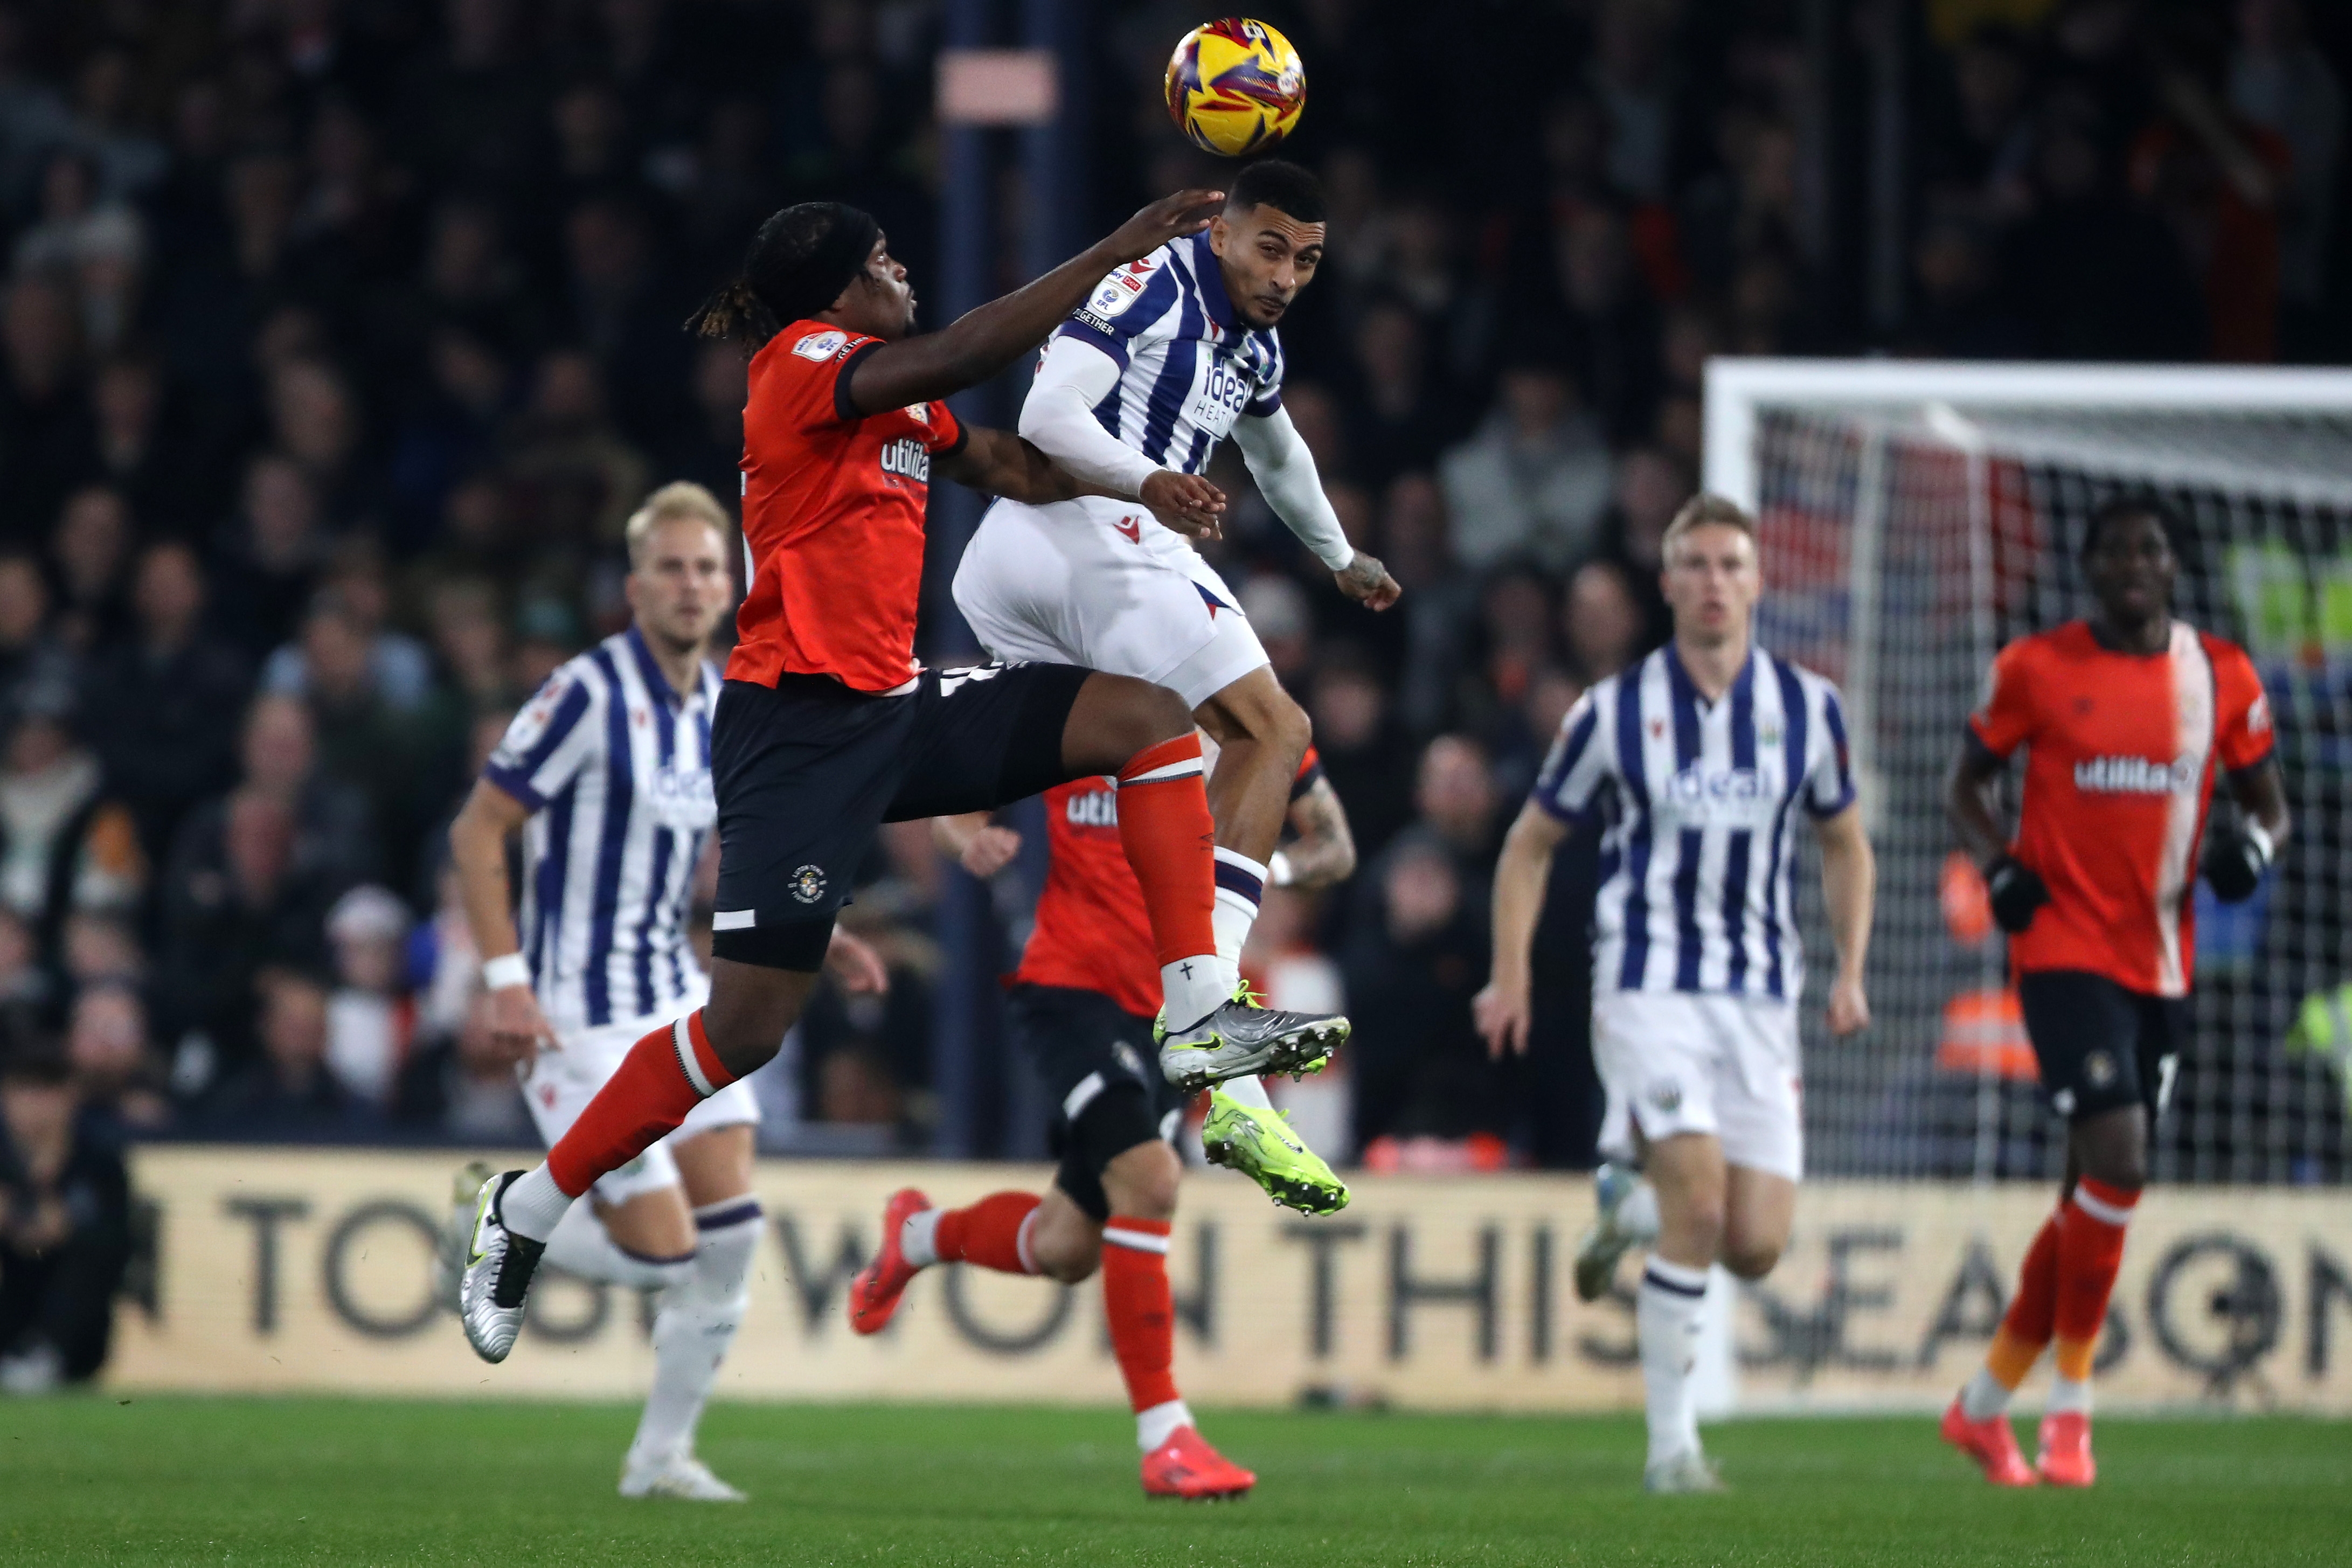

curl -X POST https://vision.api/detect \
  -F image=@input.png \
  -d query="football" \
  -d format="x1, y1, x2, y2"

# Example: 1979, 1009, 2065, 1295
1163, 18, 1306, 157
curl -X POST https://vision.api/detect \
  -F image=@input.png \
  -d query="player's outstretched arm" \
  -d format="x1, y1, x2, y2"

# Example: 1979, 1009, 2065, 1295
1231, 407, 1399, 610
448, 778, 558, 1063
845, 189, 1224, 416
1814, 802, 1875, 1036
1473, 800, 1570, 1059
1274, 774, 1356, 890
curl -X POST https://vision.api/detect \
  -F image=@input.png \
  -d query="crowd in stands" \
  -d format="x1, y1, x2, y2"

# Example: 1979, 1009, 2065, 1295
0, 0, 2342, 1302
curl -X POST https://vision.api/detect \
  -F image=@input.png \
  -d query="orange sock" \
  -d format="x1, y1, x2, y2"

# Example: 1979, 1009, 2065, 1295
2051, 1176, 2138, 1381
1114, 736, 1218, 972
932, 1192, 1041, 1275
1986, 1211, 2061, 1389
1101, 1217, 1179, 1413
547, 1010, 735, 1197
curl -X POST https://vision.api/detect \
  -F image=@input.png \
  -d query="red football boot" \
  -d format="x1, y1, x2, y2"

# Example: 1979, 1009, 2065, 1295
1940, 1396, 2037, 1487
1141, 1426, 1256, 1501
2035, 1411, 2096, 1487
848, 1187, 930, 1335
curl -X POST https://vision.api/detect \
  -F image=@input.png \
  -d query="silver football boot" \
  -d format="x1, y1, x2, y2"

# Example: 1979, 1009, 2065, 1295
1573, 1162, 1644, 1302
1157, 983, 1350, 1096
458, 1170, 545, 1363
434, 1160, 495, 1314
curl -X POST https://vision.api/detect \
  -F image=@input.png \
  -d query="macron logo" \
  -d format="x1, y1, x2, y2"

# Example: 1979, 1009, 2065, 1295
1113, 515, 1142, 543
2074, 755, 2198, 794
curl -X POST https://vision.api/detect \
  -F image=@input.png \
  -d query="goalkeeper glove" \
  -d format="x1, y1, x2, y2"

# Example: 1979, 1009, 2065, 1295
2201, 820, 2273, 903
1983, 854, 2050, 934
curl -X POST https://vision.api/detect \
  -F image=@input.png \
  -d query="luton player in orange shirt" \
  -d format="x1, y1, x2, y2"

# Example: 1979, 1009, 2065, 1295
453, 192, 1351, 1365
1939, 496, 2289, 1487
847, 754, 1355, 1500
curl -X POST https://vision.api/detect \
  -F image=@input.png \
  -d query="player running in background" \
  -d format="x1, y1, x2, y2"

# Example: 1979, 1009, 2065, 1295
440, 482, 887, 1500
952, 159, 1396, 1209
1939, 495, 2287, 1488
457, 193, 1349, 1363
1475, 495, 1875, 1493
846, 753, 1356, 1499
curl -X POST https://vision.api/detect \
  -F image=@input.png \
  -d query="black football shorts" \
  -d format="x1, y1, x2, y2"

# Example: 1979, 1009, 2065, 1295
1008, 983, 1186, 1222
2016, 969, 2189, 1123
709, 663, 1090, 970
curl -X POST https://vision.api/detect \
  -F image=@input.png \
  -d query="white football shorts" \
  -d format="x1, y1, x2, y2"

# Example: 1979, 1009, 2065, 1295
1592, 990, 1804, 1182
952, 494, 1269, 711
519, 987, 759, 1207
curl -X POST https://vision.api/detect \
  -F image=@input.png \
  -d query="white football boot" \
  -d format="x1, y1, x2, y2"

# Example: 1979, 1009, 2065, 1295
620, 1451, 748, 1502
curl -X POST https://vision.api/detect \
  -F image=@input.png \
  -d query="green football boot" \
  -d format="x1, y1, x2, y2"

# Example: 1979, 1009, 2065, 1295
1199, 1088, 1350, 1216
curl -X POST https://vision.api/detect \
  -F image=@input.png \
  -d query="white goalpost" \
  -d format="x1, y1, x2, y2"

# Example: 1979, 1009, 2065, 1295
1688, 359, 2352, 1413
1704, 357, 2352, 1188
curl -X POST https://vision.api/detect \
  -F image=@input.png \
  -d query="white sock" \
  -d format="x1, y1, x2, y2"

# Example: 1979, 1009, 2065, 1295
1217, 1076, 1274, 1112
628, 1198, 760, 1467
901, 1208, 942, 1268
1618, 1181, 1661, 1242
542, 1204, 695, 1290
1959, 1366, 2014, 1423
1136, 1397, 1193, 1453
1210, 847, 1267, 967
1636, 1257, 1709, 1467
1162, 955, 1236, 1033
2046, 1375, 2091, 1416
499, 1164, 573, 1243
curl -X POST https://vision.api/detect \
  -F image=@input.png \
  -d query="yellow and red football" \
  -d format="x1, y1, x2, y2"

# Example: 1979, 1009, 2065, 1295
1164, 18, 1307, 158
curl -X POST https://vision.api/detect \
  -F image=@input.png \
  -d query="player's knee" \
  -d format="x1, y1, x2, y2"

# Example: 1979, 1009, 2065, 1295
1720, 1238, 1781, 1281
1102, 1144, 1181, 1221
1126, 678, 1195, 749
1033, 1233, 1100, 1285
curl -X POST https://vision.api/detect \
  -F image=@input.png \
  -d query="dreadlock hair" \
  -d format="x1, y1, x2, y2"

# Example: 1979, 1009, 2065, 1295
686, 202, 882, 351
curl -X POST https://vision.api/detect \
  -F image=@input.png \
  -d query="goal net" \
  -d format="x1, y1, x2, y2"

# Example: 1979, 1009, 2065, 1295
1704, 361, 2352, 1189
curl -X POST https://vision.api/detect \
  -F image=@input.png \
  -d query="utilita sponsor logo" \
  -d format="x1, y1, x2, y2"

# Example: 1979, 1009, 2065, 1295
2074, 754, 2200, 794
879, 436, 930, 482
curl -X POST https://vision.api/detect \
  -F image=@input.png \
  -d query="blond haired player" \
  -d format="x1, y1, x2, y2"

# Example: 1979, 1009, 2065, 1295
1476, 495, 1875, 1491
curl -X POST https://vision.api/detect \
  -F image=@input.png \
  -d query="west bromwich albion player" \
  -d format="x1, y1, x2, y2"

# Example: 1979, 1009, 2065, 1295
953, 159, 1396, 1205
455, 193, 1348, 1366
1475, 494, 1876, 1494
443, 481, 883, 1501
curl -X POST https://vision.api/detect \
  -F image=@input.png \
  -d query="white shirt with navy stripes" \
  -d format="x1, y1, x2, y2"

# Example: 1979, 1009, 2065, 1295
481, 626, 720, 1036
1054, 231, 1286, 477
1534, 643, 1855, 1003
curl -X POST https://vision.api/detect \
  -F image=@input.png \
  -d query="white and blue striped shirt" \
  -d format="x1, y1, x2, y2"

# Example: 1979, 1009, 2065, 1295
482, 627, 720, 1034
1534, 644, 1855, 1002
1054, 231, 1286, 476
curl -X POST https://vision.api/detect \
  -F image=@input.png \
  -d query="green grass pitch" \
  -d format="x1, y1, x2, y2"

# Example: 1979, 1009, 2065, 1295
1, 1397, 2345, 1565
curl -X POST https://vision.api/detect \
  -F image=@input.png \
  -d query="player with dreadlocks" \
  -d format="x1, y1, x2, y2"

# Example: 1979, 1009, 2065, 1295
454, 193, 1350, 1365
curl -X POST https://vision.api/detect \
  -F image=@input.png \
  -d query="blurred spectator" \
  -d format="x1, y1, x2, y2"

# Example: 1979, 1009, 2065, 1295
1412, 733, 1503, 875
79, 541, 252, 865
1240, 572, 1314, 686
198, 967, 382, 1142
211, 455, 327, 664
1308, 648, 1416, 859
1340, 299, 1449, 483
501, 349, 651, 549
0, 551, 73, 726
1588, 445, 1689, 649
1563, 558, 1648, 685
0, 1046, 132, 1392
89, 351, 212, 537
0, 691, 143, 957
48, 485, 133, 654
2229, 0, 2343, 344
64, 982, 166, 1135
323, 885, 412, 1108
394, 984, 531, 1142
1439, 363, 1614, 574
262, 540, 433, 713
1343, 831, 1496, 1153
0, 276, 93, 540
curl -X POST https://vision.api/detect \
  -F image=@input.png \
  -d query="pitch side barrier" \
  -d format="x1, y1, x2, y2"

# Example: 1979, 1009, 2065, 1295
107, 1148, 2352, 1413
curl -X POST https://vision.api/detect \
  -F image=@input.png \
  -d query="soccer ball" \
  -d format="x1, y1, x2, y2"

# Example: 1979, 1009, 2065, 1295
1164, 18, 1306, 158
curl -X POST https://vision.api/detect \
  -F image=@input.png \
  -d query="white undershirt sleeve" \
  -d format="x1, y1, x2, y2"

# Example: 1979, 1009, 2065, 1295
1231, 406, 1356, 571
1017, 333, 1162, 501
